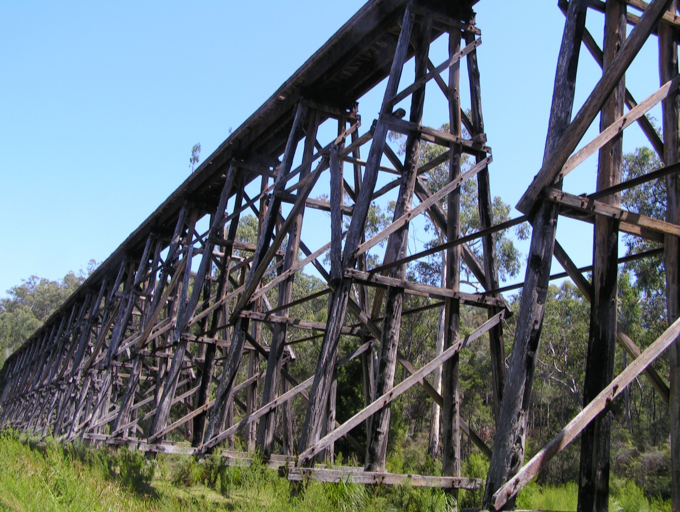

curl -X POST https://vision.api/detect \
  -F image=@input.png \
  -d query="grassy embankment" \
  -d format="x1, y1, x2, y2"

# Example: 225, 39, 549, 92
0, 430, 671, 511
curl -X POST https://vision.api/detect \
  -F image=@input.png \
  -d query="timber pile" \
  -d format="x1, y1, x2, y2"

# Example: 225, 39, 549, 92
1, 0, 679, 510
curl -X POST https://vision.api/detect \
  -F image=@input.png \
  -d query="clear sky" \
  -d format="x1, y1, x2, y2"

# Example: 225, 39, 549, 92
0, 1, 663, 298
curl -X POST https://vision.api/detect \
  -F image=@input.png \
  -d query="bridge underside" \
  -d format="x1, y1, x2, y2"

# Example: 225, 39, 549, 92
2, 0, 680, 509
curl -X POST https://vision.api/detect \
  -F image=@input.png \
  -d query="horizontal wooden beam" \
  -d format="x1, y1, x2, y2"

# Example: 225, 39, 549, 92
380, 115, 491, 154
345, 268, 508, 310
239, 310, 362, 336
545, 187, 680, 237
287, 467, 481, 489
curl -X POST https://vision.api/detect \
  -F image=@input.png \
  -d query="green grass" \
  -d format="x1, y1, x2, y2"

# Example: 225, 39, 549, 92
0, 431, 672, 511
515, 479, 671, 512
0, 431, 457, 511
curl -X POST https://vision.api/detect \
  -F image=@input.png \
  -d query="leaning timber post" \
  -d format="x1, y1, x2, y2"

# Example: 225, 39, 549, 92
365, 15, 432, 472
297, 5, 415, 458
247, 320, 261, 452
112, 237, 167, 436
47, 300, 88, 436
92, 241, 153, 429
350, 127, 378, 437
62, 279, 109, 438
149, 209, 198, 435
204, 101, 310, 449
31, 320, 62, 393
66, 284, 110, 441
193, 185, 244, 447
52, 293, 94, 436
442, 25, 462, 487
660, 3, 680, 509
347, 122, 379, 440
428, 254, 446, 458
322, 117, 347, 464
282, 361, 295, 455
257, 110, 320, 458
10, 344, 35, 402
89, 261, 137, 433
483, 1, 587, 509
150, 171, 236, 439
465, 23, 505, 424
248, 174, 269, 452
578, 1, 625, 511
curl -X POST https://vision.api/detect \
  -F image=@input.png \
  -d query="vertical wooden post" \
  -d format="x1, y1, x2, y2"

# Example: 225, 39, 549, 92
149, 209, 199, 437
257, 110, 319, 458
483, 1, 587, 509
365, 14, 432, 472
442, 27, 462, 486
298, 4, 415, 458
193, 187, 243, 447
660, 3, 680, 508
113, 237, 166, 436
247, 317, 261, 453
465, 24, 505, 424
428, 256, 445, 458
349, 126, 377, 440
205, 101, 309, 448
281, 361, 295, 456
578, 1, 625, 510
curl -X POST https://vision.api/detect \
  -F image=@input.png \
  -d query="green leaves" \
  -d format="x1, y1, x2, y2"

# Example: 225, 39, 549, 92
0, 269, 91, 368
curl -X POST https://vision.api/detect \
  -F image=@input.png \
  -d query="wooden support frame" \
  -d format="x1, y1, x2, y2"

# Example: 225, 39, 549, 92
4, 0, 677, 504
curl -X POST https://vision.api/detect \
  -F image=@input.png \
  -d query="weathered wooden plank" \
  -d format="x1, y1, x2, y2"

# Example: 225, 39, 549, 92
558, 75, 680, 181
344, 269, 507, 310
491, 315, 680, 511
287, 467, 481, 489
545, 187, 680, 237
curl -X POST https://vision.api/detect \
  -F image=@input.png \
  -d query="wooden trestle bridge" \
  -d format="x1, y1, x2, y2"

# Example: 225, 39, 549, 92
2, 0, 680, 509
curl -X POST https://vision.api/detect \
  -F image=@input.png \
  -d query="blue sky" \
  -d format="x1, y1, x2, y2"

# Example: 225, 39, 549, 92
0, 1, 663, 297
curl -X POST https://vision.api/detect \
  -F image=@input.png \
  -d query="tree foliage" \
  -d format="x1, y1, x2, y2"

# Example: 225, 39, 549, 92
0, 262, 96, 367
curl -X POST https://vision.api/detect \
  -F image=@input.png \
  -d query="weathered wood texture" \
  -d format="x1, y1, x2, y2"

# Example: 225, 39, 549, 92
577, 2, 625, 510
2, 0, 677, 504
483, 1, 587, 509
659, 2, 680, 509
